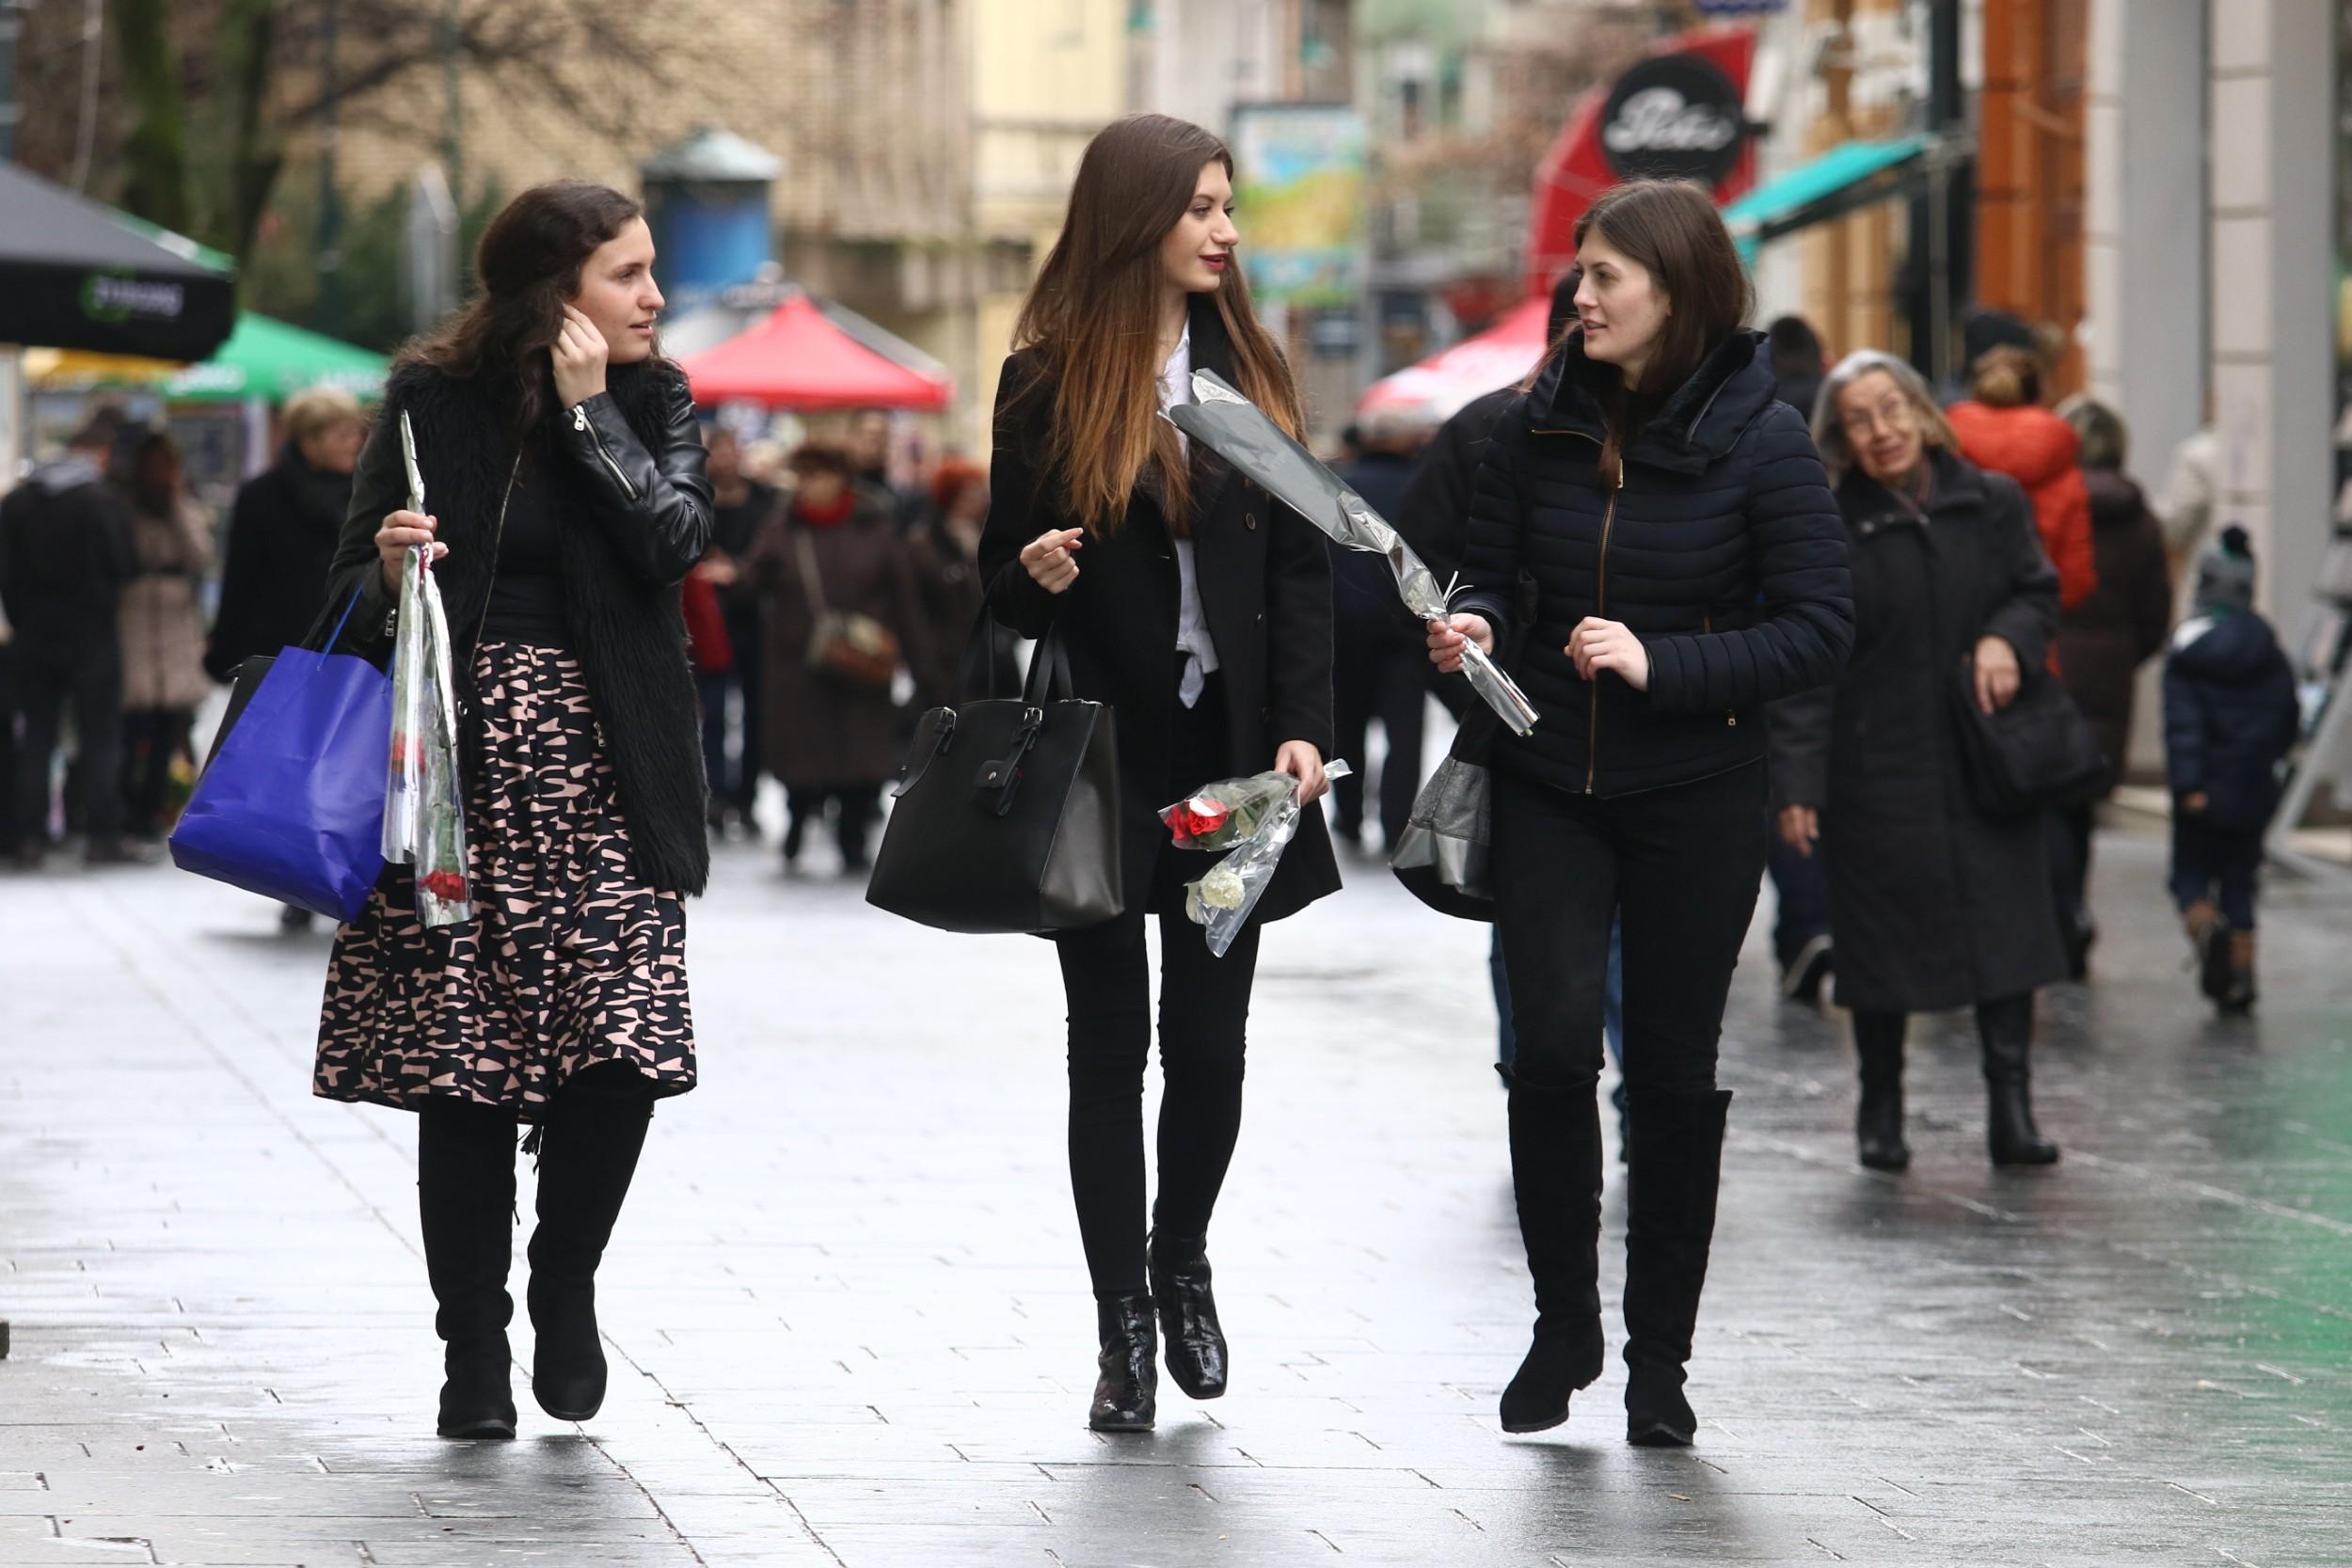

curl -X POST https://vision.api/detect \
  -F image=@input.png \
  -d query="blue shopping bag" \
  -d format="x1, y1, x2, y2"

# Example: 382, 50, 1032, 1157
169, 592, 392, 922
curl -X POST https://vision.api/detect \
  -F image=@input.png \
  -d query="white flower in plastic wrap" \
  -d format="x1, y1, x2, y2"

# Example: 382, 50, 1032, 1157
1198, 866, 1248, 910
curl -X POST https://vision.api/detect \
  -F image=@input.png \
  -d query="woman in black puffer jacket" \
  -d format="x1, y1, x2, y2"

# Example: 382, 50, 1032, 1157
1427, 181, 1851, 1448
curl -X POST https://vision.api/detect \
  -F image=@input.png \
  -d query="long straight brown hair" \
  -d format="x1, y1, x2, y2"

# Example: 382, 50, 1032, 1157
1560, 179, 1754, 484
1013, 114, 1304, 534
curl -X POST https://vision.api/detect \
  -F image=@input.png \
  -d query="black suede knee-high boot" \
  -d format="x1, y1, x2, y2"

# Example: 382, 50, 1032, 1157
1979, 993, 2058, 1166
1622, 1086, 1733, 1447
1499, 1078, 1606, 1433
418, 1099, 520, 1439
526, 1070, 655, 1422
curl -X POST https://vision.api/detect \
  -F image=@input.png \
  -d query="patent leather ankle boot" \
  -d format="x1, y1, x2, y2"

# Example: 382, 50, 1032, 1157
1147, 1230, 1227, 1401
1089, 1292, 1158, 1433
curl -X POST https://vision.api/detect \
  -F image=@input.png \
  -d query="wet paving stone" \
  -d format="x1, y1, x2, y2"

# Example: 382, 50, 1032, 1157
3, 818, 2348, 1565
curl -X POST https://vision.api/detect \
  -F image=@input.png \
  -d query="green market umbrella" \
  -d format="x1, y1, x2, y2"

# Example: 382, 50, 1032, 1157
159, 313, 388, 402
28, 313, 389, 403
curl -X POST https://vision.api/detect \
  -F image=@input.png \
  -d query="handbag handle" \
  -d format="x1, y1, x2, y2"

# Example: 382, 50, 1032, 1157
950, 572, 1076, 705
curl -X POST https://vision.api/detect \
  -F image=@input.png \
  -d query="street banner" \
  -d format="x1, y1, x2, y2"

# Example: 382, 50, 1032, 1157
1229, 103, 1367, 309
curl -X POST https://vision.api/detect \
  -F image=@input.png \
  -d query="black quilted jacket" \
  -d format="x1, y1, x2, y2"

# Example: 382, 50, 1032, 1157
1452, 329, 1852, 797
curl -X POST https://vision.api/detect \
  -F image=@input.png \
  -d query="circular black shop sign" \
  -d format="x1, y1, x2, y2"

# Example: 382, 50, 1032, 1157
1598, 55, 1746, 185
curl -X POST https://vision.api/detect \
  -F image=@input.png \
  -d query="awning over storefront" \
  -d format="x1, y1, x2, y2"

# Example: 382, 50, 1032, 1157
1722, 135, 1937, 260
1354, 294, 1554, 425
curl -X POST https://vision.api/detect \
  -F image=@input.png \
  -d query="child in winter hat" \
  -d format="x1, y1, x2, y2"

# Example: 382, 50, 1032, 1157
2161, 523, 2298, 1013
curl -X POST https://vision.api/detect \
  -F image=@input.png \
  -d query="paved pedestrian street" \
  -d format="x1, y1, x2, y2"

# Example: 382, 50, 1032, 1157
4, 819, 2348, 1567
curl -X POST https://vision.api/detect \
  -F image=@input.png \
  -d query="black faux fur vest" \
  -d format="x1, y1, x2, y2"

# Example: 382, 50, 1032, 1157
373, 358, 710, 896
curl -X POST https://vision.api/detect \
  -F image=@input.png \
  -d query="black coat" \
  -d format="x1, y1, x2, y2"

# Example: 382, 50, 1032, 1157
978, 296, 1340, 931
2163, 610, 2299, 833
0, 456, 136, 649
206, 446, 351, 681
1453, 329, 1852, 797
2056, 468, 2171, 794
1769, 451, 2068, 1013
1397, 388, 1514, 596
322, 358, 715, 895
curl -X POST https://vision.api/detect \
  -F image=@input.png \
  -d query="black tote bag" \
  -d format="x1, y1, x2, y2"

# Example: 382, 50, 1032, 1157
866, 605, 1123, 935
1948, 654, 2108, 818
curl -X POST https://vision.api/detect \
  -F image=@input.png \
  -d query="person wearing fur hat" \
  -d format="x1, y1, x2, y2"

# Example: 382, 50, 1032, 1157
2162, 526, 2300, 1013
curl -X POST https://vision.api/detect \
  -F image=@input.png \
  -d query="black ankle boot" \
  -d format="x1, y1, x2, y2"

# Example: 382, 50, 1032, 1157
1979, 997, 2058, 1167
1853, 1017, 1911, 1173
1147, 1231, 1226, 1401
1499, 1079, 1606, 1434
1089, 1292, 1158, 1432
1622, 1087, 1732, 1448
418, 1100, 520, 1440
526, 1075, 654, 1422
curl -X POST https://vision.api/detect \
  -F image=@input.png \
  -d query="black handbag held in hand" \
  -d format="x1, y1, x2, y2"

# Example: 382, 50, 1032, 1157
866, 603, 1123, 935
1948, 653, 2108, 818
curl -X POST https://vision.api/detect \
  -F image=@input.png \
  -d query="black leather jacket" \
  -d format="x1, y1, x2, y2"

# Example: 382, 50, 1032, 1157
319, 357, 716, 894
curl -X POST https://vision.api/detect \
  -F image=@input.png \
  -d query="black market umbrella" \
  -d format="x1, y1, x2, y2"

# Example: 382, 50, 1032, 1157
0, 162, 236, 360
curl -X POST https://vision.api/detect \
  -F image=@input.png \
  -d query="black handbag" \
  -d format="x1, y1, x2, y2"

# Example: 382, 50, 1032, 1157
866, 604, 1123, 935
1948, 653, 2108, 818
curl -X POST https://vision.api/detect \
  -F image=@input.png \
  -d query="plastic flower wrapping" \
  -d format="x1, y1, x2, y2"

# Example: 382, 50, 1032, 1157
1160, 769, 1303, 850
380, 414, 473, 927
1166, 371, 1539, 737
1174, 761, 1353, 958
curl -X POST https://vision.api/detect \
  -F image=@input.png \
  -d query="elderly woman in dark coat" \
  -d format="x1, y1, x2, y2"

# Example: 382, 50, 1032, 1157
749, 440, 926, 874
1771, 349, 2069, 1174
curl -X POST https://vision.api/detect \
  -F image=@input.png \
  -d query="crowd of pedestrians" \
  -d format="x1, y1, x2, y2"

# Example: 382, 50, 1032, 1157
0, 133, 2317, 1456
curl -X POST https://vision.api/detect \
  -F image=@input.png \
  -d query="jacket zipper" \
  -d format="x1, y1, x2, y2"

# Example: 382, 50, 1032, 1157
574, 404, 638, 500
1586, 463, 1624, 793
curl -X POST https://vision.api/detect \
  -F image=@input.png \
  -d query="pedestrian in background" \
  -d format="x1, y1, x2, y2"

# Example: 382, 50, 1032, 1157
1330, 408, 1429, 853
1947, 309, 2097, 611
0, 418, 140, 867
2049, 395, 2172, 976
312, 181, 712, 1441
980, 113, 1337, 1434
1398, 269, 1582, 1083
116, 431, 214, 841
697, 427, 777, 832
905, 456, 999, 710
750, 441, 924, 875
2163, 525, 2299, 1014
1428, 179, 1851, 1446
1772, 350, 2068, 1175
1762, 313, 1836, 1003
207, 388, 368, 686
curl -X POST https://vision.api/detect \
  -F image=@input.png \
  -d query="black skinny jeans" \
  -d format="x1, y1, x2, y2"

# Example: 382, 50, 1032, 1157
1058, 672, 1260, 1301
1489, 762, 1768, 1096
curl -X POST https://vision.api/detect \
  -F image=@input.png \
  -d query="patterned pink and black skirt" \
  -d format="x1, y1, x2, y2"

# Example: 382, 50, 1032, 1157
313, 641, 696, 1119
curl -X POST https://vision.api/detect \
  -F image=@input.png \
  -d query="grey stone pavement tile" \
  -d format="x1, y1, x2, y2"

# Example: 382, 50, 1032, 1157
4, 817, 2349, 1566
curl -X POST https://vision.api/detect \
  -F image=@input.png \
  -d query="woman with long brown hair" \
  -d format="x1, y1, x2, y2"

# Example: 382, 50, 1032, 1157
979, 113, 1338, 1433
313, 181, 711, 1439
1427, 180, 1851, 1445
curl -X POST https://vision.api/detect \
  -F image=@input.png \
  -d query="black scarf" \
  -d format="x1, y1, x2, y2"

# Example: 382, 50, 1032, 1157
381, 357, 709, 895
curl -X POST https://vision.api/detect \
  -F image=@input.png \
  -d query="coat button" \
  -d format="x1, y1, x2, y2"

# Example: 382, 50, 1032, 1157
1246, 513, 1258, 530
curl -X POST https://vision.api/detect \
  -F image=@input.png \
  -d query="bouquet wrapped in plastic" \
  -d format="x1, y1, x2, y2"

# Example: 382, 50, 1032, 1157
1165, 371, 1538, 736
380, 413, 474, 927
1161, 769, 1305, 850
1169, 761, 1352, 958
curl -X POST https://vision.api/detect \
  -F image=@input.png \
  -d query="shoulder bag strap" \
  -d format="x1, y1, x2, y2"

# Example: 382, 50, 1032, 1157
790, 522, 833, 626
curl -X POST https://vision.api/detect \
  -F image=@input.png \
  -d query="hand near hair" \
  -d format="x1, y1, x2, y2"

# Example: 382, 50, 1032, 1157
552, 304, 611, 410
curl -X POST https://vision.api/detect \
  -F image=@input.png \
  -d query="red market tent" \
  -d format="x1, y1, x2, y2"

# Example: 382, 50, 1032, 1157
679, 292, 952, 411
1354, 295, 1553, 425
